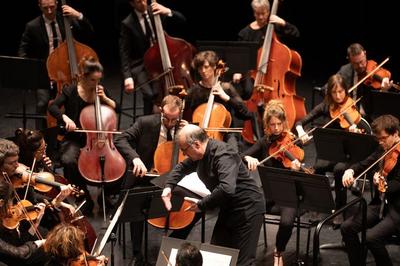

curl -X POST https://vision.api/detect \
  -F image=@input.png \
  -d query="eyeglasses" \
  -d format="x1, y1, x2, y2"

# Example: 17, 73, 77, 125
180, 144, 192, 152
161, 113, 179, 124
377, 135, 390, 142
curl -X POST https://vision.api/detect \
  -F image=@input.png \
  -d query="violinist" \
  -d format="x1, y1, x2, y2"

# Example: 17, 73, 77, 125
114, 95, 201, 264
296, 74, 366, 227
44, 223, 106, 266
161, 124, 265, 266
322, 43, 394, 118
119, 0, 186, 115
241, 100, 302, 266
0, 180, 48, 266
234, 0, 300, 96
48, 58, 120, 215
185, 50, 253, 152
18, 0, 94, 130
341, 115, 400, 266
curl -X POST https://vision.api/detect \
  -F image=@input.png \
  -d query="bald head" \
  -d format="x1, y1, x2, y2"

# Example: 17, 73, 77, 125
178, 125, 208, 145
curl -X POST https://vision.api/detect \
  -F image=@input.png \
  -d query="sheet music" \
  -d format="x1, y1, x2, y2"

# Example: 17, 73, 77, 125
168, 248, 232, 266
177, 173, 211, 197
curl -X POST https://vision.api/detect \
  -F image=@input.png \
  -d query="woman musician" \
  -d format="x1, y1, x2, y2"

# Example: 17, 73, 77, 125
295, 74, 366, 228
241, 100, 304, 266
341, 115, 400, 266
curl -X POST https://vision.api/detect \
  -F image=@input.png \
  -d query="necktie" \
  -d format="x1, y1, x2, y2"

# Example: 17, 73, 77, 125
142, 13, 155, 44
50, 21, 59, 49
166, 129, 173, 141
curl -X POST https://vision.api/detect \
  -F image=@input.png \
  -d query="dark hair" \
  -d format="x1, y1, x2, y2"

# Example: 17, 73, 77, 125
324, 74, 349, 106
0, 139, 19, 166
371, 115, 399, 136
78, 57, 103, 77
191, 50, 219, 71
176, 242, 203, 266
14, 128, 43, 166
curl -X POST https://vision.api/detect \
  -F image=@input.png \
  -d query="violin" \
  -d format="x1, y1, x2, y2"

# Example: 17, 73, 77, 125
363, 60, 400, 91
69, 251, 108, 266
268, 132, 313, 174
329, 97, 361, 131
377, 142, 400, 218
2, 199, 40, 230
13, 164, 84, 196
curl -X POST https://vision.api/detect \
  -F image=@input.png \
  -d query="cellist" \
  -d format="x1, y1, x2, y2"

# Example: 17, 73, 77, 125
114, 95, 203, 264
18, 0, 94, 130
119, 0, 186, 115
341, 115, 400, 266
185, 50, 254, 152
48, 58, 119, 215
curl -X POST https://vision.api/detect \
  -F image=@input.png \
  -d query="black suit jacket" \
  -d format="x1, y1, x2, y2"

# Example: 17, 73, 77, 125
18, 14, 94, 59
114, 113, 161, 170
119, 8, 186, 80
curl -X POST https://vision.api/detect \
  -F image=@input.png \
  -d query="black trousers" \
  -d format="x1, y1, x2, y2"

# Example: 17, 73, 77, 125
211, 211, 264, 266
341, 204, 400, 266
275, 206, 297, 252
314, 159, 349, 210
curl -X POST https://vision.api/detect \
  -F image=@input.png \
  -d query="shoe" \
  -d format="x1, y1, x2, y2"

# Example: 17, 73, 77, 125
273, 251, 283, 266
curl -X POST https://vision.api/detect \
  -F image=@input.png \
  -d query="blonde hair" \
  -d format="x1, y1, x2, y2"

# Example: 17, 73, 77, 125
263, 100, 288, 136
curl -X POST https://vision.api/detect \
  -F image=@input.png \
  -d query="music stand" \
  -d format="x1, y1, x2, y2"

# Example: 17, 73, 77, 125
0, 55, 49, 128
156, 236, 239, 266
313, 128, 379, 164
257, 165, 335, 265
118, 186, 187, 263
364, 90, 400, 120
196, 41, 258, 75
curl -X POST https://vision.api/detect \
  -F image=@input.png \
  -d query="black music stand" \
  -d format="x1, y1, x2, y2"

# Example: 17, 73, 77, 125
313, 128, 379, 164
257, 165, 335, 265
156, 236, 239, 266
364, 90, 400, 120
118, 186, 187, 264
0, 55, 49, 128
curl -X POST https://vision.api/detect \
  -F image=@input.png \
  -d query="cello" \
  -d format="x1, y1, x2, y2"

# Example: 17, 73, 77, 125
242, 0, 306, 144
148, 93, 196, 230
78, 85, 126, 184
46, 0, 98, 127
143, 0, 196, 99
192, 60, 232, 141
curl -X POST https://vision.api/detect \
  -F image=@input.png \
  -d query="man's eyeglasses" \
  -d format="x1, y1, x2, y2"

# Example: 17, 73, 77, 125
161, 114, 179, 124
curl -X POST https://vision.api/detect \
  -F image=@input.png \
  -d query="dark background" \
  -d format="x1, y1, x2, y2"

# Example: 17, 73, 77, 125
1, 0, 399, 91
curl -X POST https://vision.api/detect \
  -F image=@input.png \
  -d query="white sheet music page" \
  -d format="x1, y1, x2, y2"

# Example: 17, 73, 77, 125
177, 172, 211, 197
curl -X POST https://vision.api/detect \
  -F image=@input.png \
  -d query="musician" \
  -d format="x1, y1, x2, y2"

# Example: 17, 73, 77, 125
119, 0, 186, 115
341, 114, 400, 266
185, 50, 253, 152
114, 95, 200, 264
0, 180, 47, 266
48, 58, 119, 215
161, 124, 265, 266
241, 100, 302, 266
322, 43, 394, 118
44, 223, 107, 266
175, 242, 203, 266
234, 0, 300, 89
296, 74, 364, 228
18, 0, 94, 130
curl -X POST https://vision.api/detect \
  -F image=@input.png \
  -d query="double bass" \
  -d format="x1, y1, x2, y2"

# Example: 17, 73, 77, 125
46, 0, 98, 126
143, 0, 196, 99
242, 0, 306, 144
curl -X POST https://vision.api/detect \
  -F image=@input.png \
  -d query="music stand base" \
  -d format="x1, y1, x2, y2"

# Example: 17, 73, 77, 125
320, 241, 345, 249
